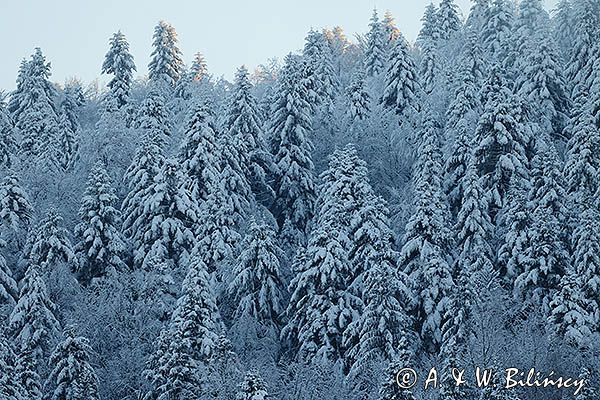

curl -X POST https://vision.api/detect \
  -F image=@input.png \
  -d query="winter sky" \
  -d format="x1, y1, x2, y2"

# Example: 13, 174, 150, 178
1, 0, 559, 91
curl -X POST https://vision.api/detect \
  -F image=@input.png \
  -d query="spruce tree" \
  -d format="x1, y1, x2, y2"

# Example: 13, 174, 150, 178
57, 85, 82, 170
417, 3, 439, 47
15, 349, 42, 400
9, 262, 60, 362
480, 0, 514, 64
229, 221, 285, 330
364, 9, 387, 76
148, 21, 184, 93
130, 158, 199, 270
553, 0, 575, 60
398, 112, 453, 351
382, 11, 400, 48
0, 252, 17, 318
381, 33, 420, 118
101, 31, 136, 109
74, 161, 127, 284
303, 29, 338, 111
46, 329, 100, 400
269, 54, 316, 244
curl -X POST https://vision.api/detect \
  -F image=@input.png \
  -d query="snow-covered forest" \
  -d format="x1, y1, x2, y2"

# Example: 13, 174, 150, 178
0, 0, 599, 398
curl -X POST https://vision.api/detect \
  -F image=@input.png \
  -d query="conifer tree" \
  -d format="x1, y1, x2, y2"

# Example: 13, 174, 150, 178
381, 34, 420, 118
46, 329, 100, 400
236, 371, 269, 400
465, 0, 490, 32
15, 48, 60, 167
417, 3, 439, 47
398, 112, 453, 351
515, 140, 569, 309
148, 21, 184, 93
0, 331, 22, 400
444, 34, 484, 216
382, 11, 400, 48
15, 349, 42, 400
0, 252, 17, 318
563, 104, 600, 199
418, 30, 440, 95
74, 161, 127, 284
474, 67, 529, 215
378, 336, 417, 400
364, 9, 387, 76
575, 368, 598, 400
553, 0, 575, 60
282, 223, 360, 363
130, 158, 199, 270
229, 222, 285, 330
26, 210, 74, 272
515, 34, 570, 137
191, 52, 208, 82
9, 262, 60, 362
227, 66, 274, 202
134, 89, 171, 148
101, 31, 136, 109
437, 0, 462, 40
481, 0, 514, 64
0, 174, 33, 233
145, 255, 222, 398
179, 102, 221, 203
0, 96, 17, 169
57, 85, 82, 170
269, 54, 316, 244
303, 29, 339, 107
136, 253, 178, 323
346, 69, 371, 122
196, 177, 241, 282
122, 133, 164, 243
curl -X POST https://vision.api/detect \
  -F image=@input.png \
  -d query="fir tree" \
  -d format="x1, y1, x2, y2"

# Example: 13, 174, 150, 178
381, 33, 420, 118
465, 0, 490, 32
303, 29, 339, 110
25, 210, 74, 270
0, 331, 22, 400
382, 11, 400, 47
74, 161, 127, 284
515, 139, 569, 309
46, 329, 100, 400
229, 221, 285, 330
0, 174, 33, 233
282, 223, 360, 364
121, 133, 164, 243
179, 102, 221, 203
474, 67, 529, 215
417, 3, 439, 47
134, 89, 171, 148
195, 177, 241, 281
575, 368, 598, 400
269, 54, 316, 244
553, 0, 575, 60
398, 112, 453, 351
15, 349, 42, 400
481, 0, 514, 64
378, 336, 417, 400
437, 0, 462, 40
346, 69, 371, 122
148, 21, 184, 93
145, 255, 222, 398
191, 52, 208, 82
130, 158, 199, 270
137, 253, 178, 323
0, 96, 17, 169
0, 251, 17, 318
9, 262, 60, 361
15, 48, 60, 167
364, 9, 387, 76
563, 103, 600, 199
237, 371, 269, 400
101, 31, 136, 109
57, 85, 82, 170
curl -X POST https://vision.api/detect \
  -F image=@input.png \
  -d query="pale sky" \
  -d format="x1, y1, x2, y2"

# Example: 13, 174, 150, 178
1, 0, 559, 91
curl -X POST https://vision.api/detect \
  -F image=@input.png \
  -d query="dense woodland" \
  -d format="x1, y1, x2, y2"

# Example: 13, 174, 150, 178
0, 0, 600, 399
